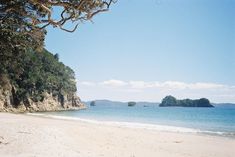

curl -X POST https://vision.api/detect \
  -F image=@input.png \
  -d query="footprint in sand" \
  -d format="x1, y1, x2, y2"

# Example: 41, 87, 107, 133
0, 136, 9, 145
174, 140, 183, 143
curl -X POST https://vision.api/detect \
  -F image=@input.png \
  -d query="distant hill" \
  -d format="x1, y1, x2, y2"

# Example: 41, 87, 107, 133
83, 99, 235, 108
159, 96, 214, 107
84, 100, 159, 107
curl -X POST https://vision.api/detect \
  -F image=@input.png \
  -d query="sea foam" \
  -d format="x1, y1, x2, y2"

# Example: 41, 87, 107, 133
27, 113, 233, 137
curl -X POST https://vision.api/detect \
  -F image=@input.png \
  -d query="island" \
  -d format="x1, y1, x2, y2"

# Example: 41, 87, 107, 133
159, 96, 214, 107
128, 101, 136, 107
90, 101, 96, 106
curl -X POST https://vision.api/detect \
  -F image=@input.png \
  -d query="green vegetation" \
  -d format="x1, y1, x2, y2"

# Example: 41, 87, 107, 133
0, 48, 77, 107
159, 96, 214, 107
0, 1, 114, 110
0, 0, 115, 52
128, 101, 136, 107
0, 0, 115, 63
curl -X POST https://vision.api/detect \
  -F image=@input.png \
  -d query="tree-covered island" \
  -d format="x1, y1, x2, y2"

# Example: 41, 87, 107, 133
159, 96, 214, 107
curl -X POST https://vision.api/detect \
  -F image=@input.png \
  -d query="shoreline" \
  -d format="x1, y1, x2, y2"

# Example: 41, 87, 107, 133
0, 112, 234, 157
27, 112, 235, 138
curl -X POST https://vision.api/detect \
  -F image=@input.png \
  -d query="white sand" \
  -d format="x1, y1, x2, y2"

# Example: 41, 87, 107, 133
0, 113, 234, 157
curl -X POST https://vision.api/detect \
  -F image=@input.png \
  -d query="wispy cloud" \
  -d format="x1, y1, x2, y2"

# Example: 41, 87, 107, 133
129, 81, 156, 89
160, 81, 226, 90
80, 81, 96, 86
78, 79, 235, 103
100, 79, 128, 87
80, 80, 228, 90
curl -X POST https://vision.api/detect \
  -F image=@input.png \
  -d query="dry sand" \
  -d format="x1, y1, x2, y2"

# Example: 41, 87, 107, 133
0, 113, 234, 157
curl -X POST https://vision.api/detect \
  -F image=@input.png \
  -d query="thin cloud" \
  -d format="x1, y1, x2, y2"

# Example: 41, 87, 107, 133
80, 81, 96, 86
188, 82, 225, 90
80, 79, 230, 90
100, 79, 128, 87
161, 81, 226, 90
77, 79, 235, 103
129, 81, 156, 89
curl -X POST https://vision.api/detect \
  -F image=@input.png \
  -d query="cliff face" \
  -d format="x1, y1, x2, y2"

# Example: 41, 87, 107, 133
0, 85, 85, 113
0, 48, 86, 113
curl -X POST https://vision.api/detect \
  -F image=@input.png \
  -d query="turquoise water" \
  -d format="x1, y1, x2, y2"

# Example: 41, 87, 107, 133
38, 102, 235, 137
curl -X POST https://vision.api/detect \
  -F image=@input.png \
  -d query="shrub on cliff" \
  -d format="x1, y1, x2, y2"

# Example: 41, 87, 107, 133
0, 48, 77, 107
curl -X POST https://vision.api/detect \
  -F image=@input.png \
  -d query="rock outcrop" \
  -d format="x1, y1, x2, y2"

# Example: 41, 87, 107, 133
0, 85, 85, 113
128, 101, 136, 107
90, 101, 96, 106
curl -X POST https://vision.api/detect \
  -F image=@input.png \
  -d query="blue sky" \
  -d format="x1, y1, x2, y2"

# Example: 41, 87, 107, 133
45, 0, 235, 103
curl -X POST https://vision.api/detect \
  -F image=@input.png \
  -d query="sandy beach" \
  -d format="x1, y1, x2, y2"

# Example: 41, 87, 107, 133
0, 113, 234, 157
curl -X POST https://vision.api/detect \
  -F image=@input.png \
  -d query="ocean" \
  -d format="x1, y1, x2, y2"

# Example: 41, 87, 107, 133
30, 101, 235, 137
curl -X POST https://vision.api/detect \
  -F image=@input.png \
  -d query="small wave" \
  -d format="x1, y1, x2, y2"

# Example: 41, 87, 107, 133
27, 113, 234, 137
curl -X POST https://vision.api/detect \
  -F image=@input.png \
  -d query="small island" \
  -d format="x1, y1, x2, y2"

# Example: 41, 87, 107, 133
90, 101, 96, 106
159, 96, 214, 107
128, 101, 136, 107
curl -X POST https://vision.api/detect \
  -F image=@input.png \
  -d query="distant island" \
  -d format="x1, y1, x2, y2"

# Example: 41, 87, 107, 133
159, 96, 214, 107
84, 100, 158, 107
128, 102, 136, 107
90, 101, 96, 106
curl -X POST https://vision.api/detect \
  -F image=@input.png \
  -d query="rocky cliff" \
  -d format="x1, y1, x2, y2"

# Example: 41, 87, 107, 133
0, 85, 85, 113
0, 48, 86, 113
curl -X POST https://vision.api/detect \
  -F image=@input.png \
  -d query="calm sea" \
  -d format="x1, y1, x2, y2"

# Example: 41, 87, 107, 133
30, 101, 235, 137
